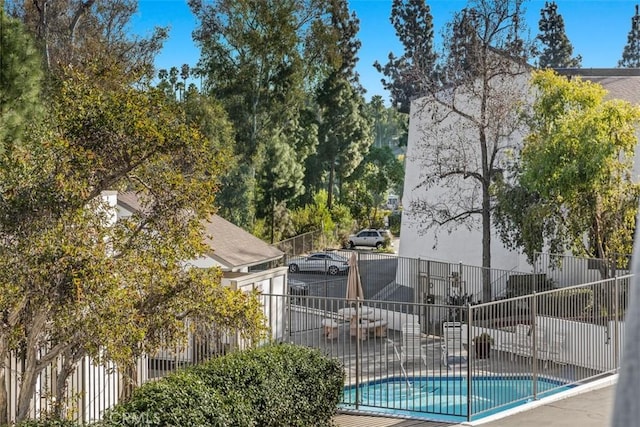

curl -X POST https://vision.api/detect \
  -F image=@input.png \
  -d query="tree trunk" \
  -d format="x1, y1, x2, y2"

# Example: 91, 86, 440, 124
52, 348, 84, 419
119, 363, 138, 402
327, 160, 335, 210
68, 0, 96, 63
481, 178, 492, 302
16, 348, 39, 422
479, 75, 492, 302
16, 310, 52, 422
0, 301, 27, 424
0, 360, 8, 425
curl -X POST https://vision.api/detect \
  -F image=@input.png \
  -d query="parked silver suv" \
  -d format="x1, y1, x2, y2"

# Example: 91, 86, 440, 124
347, 229, 392, 249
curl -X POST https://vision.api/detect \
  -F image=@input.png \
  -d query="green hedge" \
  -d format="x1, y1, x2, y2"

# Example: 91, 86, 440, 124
16, 421, 83, 427
101, 344, 344, 427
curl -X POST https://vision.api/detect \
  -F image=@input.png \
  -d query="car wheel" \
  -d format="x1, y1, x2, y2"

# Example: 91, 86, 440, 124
289, 264, 299, 273
375, 242, 383, 249
328, 265, 339, 275
349, 241, 355, 249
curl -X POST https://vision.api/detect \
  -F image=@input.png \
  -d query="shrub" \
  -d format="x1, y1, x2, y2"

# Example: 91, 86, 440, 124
16, 421, 83, 427
101, 344, 344, 427
388, 210, 401, 236
192, 344, 344, 427
100, 370, 253, 427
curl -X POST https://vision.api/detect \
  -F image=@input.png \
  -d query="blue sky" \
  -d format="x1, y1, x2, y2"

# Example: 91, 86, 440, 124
134, 0, 640, 102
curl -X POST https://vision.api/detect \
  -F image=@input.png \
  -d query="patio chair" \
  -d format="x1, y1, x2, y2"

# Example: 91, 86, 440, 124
507, 324, 533, 359
507, 324, 549, 363
400, 321, 427, 365
441, 321, 468, 368
540, 329, 567, 368
387, 321, 427, 366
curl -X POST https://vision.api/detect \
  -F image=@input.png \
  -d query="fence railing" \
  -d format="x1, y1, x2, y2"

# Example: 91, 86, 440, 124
534, 252, 631, 286
274, 230, 323, 257
4, 253, 631, 424
284, 250, 576, 308
270, 274, 629, 422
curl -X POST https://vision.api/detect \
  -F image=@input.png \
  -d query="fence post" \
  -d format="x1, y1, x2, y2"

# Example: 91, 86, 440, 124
614, 276, 620, 368
531, 292, 538, 400
355, 300, 360, 410
459, 262, 464, 296
466, 303, 473, 421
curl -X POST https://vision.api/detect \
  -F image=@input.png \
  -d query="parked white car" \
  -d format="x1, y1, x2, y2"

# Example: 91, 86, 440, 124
348, 229, 392, 249
287, 252, 349, 275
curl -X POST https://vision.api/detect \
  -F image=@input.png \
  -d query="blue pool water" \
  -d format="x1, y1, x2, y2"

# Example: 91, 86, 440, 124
342, 375, 574, 422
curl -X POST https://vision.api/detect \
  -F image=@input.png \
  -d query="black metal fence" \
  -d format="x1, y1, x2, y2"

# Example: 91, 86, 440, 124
283, 249, 626, 309
273, 274, 628, 422
274, 230, 324, 257
6, 250, 630, 424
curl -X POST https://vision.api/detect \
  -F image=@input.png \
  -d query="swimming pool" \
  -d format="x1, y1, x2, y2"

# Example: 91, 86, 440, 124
342, 375, 574, 422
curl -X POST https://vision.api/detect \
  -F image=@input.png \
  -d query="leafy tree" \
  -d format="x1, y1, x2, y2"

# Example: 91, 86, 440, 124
0, 50, 265, 427
0, 10, 46, 422
256, 132, 305, 242
6, 0, 167, 76
344, 146, 404, 227
189, 0, 325, 229
373, 0, 437, 113
288, 190, 353, 247
158, 64, 196, 101
537, 1, 581, 68
495, 69, 640, 276
316, 76, 372, 209
619, 4, 640, 67
408, 0, 535, 302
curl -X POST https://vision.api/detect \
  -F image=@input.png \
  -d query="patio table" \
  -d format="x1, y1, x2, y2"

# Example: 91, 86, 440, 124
337, 306, 375, 320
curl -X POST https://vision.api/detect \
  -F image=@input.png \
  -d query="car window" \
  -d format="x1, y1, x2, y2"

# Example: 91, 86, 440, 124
308, 254, 321, 260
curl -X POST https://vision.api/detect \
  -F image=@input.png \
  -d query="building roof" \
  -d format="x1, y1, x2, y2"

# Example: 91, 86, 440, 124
117, 192, 284, 271
554, 68, 640, 105
200, 215, 284, 270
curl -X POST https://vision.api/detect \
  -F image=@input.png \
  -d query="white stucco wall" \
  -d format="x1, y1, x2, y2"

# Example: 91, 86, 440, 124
398, 71, 534, 277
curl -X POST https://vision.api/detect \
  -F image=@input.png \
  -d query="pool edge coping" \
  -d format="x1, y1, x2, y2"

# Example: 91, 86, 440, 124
456, 374, 618, 426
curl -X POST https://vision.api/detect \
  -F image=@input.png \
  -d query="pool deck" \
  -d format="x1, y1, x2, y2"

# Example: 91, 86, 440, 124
335, 379, 615, 427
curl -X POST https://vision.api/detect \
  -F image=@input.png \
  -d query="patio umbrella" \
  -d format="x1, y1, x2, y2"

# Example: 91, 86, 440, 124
346, 252, 364, 302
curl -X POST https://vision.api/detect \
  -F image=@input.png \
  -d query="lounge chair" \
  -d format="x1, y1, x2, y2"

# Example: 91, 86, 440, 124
385, 322, 427, 367
400, 321, 427, 365
441, 321, 468, 368
540, 329, 567, 368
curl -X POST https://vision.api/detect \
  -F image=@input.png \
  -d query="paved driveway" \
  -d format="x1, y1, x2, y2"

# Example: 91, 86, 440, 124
288, 251, 401, 301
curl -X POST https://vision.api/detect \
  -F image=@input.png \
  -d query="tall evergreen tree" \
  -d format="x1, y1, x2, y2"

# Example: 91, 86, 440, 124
373, 0, 437, 113
0, 8, 44, 147
367, 95, 407, 149
189, 0, 328, 229
315, 0, 372, 209
619, 4, 640, 67
537, 1, 581, 68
